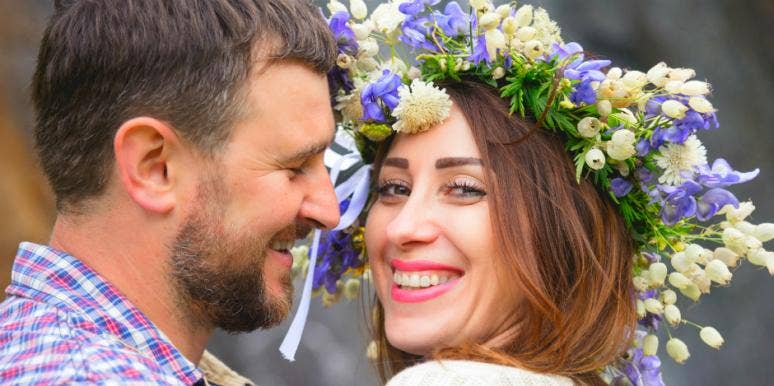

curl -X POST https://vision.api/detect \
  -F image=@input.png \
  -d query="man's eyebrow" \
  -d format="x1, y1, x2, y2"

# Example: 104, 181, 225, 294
281, 137, 332, 164
383, 157, 409, 169
435, 157, 482, 169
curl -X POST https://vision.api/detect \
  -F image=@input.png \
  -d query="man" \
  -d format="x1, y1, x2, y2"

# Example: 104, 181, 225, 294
0, 1, 340, 384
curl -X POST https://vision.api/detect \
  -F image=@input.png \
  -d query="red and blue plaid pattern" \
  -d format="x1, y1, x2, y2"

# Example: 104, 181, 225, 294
0, 242, 204, 385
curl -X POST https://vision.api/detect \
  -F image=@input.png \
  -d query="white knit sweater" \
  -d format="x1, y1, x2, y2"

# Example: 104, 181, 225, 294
386, 360, 574, 386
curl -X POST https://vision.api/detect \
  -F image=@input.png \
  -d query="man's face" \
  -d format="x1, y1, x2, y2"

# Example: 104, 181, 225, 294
169, 61, 339, 332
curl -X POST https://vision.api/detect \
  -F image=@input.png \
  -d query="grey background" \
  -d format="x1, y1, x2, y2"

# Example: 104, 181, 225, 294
1, 1, 772, 385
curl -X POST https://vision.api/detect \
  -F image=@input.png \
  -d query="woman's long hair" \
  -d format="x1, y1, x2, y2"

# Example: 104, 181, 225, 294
368, 80, 637, 385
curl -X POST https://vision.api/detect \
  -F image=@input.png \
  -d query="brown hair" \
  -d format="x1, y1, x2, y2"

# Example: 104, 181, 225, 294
32, 0, 336, 212
369, 80, 636, 384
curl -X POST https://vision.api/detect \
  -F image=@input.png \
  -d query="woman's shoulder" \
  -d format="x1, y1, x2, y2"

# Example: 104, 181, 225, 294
386, 360, 575, 386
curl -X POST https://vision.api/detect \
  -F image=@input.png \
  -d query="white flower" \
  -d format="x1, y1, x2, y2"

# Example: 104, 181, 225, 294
335, 79, 366, 122
492, 67, 505, 80
391, 79, 452, 134
606, 129, 636, 161
597, 100, 612, 118
622, 70, 648, 89
407, 66, 421, 80
514, 5, 534, 26
664, 80, 684, 95
671, 251, 692, 273
577, 117, 603, 138
669, 67, 696, 82
644, 298, 664, 314
647, 62, 670, 87
700, 327, 724, 349
706, 259, 732, 285
654, 135, 708, 185
495, 4, 511, 18
681, 80, 711, 96
343, 277, 361, 300
649, 262, 668, 287
327, 0, 348, 14
366, 340, 379, 360
748, 248, 772, 267
612, 108, 638, 127
636, 299, 646, 318
357, 57, 379, 72
680, 282, 701, 301
713, 247, 741, 268
720, 201, 755, 223
666, 338, 690, 363
661, 99, 688, 119
523, 39, 544, 59
479, 12, 502, 30
664, 304, 682, 326
531, 8, 563, 47
661, 289, 677, 305
607, 67, 623, 80
585, 148, 606, 170
688, 97, 714, 113
485, 29, 507, 59
370, 1, 407, 36
515, 26, 537, 41
767, 253, 774, 276
351, 23, 371, 41
358, 38, 379, 58
336, 53, 354, 69
668, 271, 692, 289
349, 0, 367, 19
643, 335, 659, 356
632, 276, 649, 292
469, 0, 492, 12
722, 227, 750, 255
753, 223, 774, 242
502, 16, 518, 35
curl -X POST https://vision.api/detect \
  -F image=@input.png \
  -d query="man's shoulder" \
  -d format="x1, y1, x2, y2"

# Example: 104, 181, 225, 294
0, 296, 179, 385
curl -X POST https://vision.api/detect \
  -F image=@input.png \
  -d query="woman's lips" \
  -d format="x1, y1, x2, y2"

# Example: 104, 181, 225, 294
390, 259, 465, 274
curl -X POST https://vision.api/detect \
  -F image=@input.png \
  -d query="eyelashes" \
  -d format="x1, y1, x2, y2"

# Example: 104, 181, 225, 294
376, 178, 487, 200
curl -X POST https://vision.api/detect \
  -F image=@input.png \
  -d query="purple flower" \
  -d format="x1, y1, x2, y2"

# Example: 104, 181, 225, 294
659, 180, 702, 225
620, 348, 665, 386
360, 70, 402, 122
399, 0, 440, 16
329, 11, 358, 56
433, 1, 469, 37
651, 125, 692, 145
468, 34, 491, 65
636, 138, 651, 156
697, 158, 759, 188
697, 188, 739, 221
399, 15, 438, 51
553, 42, 610, 106
611, 177, 633, 197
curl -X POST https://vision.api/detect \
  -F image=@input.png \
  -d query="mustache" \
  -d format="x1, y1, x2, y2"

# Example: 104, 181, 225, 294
270, 223, 313, 243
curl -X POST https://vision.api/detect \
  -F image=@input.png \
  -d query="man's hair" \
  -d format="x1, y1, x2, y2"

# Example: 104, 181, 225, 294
32, 0, 337, 212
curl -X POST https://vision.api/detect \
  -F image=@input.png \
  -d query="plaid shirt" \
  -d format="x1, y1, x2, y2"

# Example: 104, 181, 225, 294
0, 242, 205, 385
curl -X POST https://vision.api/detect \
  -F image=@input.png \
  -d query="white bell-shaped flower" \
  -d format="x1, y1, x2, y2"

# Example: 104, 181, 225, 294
700, 327, 724, 349
666, 338, 690, 363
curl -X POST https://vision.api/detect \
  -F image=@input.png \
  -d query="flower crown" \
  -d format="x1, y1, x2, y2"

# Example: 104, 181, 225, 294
280, 0, 774, 382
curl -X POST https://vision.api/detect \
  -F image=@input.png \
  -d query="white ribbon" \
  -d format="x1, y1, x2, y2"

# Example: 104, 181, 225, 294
279, 132, 372, 361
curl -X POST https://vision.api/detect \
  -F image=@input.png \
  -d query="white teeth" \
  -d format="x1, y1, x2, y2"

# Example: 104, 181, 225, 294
392, 270, 459, 288
270, 240, 295, 251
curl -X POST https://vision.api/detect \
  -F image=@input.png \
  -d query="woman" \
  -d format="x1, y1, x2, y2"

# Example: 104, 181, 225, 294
282, 1, 772, 384
365, 81, 635, 385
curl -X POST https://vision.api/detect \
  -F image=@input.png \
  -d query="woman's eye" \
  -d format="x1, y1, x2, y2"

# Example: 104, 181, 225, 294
377, 180, 411, 199
444, 180, 486, 198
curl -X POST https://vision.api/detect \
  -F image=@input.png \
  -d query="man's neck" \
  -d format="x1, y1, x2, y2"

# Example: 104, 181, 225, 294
49, 211, 211, 365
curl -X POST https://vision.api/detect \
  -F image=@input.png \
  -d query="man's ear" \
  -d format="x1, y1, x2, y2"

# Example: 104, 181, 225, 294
114, 117, 184, 214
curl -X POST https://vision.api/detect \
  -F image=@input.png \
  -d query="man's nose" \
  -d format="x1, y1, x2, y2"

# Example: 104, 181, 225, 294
299, 163, 341, 230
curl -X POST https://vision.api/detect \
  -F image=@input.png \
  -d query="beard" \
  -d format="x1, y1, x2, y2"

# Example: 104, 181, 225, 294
168, 174, 293, 333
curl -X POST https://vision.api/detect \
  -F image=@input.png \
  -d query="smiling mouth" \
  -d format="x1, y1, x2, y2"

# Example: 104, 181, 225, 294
392, 270, 462, 290
269, 239, 295, 254
388, 259, 465, 302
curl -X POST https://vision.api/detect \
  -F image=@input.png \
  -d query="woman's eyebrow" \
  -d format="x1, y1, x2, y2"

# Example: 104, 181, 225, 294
383, 157, 409, 169
435, 157, 482, 169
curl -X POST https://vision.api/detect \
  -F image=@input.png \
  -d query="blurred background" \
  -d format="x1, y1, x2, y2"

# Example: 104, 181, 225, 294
1, 0, 772, 385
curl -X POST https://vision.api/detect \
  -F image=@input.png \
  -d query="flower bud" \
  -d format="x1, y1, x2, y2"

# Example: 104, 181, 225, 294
492, 66, 505, 80
748, 248, 772, 267
350, 0, 368, 20
514, 4, 534, 26
648, 262, 668, 287
666, 338, 690, 364
705, 259, 732, 285
577, 117, 603, 138
722, 227, 748, 255
597, 99, 612, 118
644, 298, 664, 314
720, 201, 755, 223
607, 67, 623, 80
343, 278, 361, 300
584, 148, 606, 170
351, 23, 371, 41
633, 276, 649, 292
661, 99, 688, 119
643, 334, 659, 356
366, 340, 379, 360
664, 304, 682, 326
336, 53, 354, 69
670, 252, 692, 273
668, 271, 692, 289
479, 12, 502, 30
407, 66, 422, 80
668, 67, 696, 82
688, 96, 714, 113
733, 220, 755, 235
327, 0, 348, 14
469, 0, 491, 11
700, 327, 724, 349
684, 244, 704, 263
515, 26, 537, 41
495, 4, 511, 18
664, 80, 684, 94
502, 16, 518, 35
680, 80, 710, 96
359, 38, 379, 58
485, 29, 507, 58
636, 299, 646, 318
661, 289, 677, 305
713, 247, 740, 268
753, 223, 774, 242
357, 57, 379, 71
622, 70, 648, 89
679, 282, 701, 301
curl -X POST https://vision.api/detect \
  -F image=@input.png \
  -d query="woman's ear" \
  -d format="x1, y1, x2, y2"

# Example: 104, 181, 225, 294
113, 117, 182, 214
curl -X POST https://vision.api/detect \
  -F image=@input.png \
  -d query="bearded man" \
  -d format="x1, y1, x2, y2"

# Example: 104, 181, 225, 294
0, 1, 340, 384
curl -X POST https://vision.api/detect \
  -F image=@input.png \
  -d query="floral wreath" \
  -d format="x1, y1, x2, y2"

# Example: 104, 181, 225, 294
279, 1, 774, 384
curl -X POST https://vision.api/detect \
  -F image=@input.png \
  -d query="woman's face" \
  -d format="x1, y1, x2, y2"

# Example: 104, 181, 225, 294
366, 105, 516, 356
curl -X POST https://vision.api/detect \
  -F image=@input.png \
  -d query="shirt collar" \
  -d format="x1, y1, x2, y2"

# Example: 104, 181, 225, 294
6, 242, 204, 385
